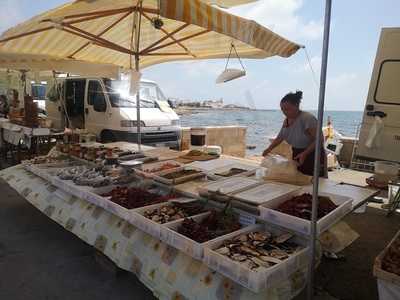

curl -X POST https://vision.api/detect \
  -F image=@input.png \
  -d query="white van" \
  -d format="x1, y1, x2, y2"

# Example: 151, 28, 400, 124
357, 28, 400, 163
46, 77, 181, 148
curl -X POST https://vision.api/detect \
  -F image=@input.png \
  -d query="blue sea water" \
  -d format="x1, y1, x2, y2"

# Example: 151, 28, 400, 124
180, 110, 363, 156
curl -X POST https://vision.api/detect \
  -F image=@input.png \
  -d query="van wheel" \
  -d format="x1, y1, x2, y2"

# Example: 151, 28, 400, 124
101, 130, 116, 143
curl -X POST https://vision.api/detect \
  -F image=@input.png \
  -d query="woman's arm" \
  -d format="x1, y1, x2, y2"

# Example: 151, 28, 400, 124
262, 137, 283, 157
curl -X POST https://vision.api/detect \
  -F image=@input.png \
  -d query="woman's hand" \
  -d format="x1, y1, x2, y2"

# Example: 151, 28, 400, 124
294, 151, 308, 165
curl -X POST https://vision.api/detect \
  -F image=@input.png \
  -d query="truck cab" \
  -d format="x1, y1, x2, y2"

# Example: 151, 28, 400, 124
47, 77, 181, 148
357, 28, 400, 163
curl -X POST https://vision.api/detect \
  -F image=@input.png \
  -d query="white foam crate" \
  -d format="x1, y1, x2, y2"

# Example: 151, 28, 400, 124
203, 224, 309, 293
135, 160, 184, 178
160, 213, 251, 260
208, 163, 258, 179
259, 187, 353, 236
231, 182, 301, 206
132, 200, 204, 239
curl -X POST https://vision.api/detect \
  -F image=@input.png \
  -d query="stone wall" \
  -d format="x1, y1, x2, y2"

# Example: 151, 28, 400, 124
181, 126, 247, 157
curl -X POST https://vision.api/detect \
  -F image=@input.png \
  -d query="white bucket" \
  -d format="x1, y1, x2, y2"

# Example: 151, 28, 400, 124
374, 161, 399, 184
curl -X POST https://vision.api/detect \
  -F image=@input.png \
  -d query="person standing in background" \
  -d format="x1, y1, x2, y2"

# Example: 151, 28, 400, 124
262, 91, 326, 177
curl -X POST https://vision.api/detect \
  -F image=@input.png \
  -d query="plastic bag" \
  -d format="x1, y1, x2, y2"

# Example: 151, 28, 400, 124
365, 116, 384, 149
261, 154, 312, 186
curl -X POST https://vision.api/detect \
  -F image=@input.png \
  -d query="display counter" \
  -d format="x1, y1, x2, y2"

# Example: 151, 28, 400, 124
0, 143, 378, 299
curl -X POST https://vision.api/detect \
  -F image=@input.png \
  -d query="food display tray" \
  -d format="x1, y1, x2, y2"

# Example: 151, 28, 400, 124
160, 213, 250, 260
258, 188, 353, 236
231, 182, 300, 206
133, 201, 208, 239
152, 167, 206, 185
135, 160, 184, 178
207, 163, 258, 179
374, 229, 400, 300
199, 176, 263, 196
203, 224, 309, 293
85, 181, 170, 222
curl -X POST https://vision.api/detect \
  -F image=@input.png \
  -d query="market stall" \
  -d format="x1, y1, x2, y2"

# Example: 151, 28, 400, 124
0, 139, 377, 299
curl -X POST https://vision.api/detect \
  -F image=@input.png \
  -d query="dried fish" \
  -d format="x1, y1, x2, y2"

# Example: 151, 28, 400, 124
275, 233, 293, 244
213, 229, 303, 271
216, 247, 230, 255
240, 246, 260, 257
231, 254, 248, 262
260, 256, 282, 265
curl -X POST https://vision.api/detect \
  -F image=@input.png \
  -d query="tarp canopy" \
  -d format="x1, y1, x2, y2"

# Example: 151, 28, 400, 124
0, 52, 120, 78
0, 0, 301, 70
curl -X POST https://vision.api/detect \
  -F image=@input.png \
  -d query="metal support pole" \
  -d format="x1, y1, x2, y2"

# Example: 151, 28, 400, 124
135, 54, 141, 151
135, 1, 143, 152
307, 0, 332, 299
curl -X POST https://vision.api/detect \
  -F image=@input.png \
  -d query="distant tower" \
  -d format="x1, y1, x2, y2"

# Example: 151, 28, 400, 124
244, 89, 256, 110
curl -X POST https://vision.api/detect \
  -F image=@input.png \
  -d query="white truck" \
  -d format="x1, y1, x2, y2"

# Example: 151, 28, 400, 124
357, 28, 400, 163
46, 77, 181, 148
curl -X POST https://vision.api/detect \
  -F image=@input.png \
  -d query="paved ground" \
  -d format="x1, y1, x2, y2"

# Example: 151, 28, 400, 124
1, 174, 399, 300
0, 178, 155, 300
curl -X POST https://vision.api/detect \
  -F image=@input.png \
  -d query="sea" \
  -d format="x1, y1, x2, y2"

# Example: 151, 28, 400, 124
180, 110, 363, 156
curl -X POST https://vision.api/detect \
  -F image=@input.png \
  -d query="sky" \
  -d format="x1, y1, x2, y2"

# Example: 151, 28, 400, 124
0, 0, 399, 111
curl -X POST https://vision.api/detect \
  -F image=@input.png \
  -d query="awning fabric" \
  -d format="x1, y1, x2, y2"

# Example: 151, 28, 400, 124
0, 52, 120, 78
0, 0, 300, 70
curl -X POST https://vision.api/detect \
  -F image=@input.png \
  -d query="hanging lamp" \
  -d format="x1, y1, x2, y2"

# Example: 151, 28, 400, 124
216, 43, 246, 84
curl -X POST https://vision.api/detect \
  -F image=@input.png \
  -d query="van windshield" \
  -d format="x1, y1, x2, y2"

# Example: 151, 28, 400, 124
104, 79, 163, 108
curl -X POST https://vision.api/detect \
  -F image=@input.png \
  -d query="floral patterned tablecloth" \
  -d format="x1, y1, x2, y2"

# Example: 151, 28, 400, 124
0, 165, 313, 300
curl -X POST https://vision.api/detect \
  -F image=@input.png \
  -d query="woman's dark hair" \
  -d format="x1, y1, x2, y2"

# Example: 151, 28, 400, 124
280, 90, 303, 107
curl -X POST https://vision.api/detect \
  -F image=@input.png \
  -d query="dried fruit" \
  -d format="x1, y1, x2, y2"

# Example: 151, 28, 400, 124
276, 193, 337, 220
102, 186, 176, 209
177, 210, 241, 243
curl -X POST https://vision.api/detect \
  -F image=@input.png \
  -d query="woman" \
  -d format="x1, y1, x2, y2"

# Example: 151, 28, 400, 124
262, 91, 325, 177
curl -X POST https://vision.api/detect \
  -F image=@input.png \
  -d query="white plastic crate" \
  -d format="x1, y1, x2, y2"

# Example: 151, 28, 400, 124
132, 201, 205, 239
203, 224, 309, 293
160, 213, 250, 260
374, 229, 400, 300
259, 188, 353, 236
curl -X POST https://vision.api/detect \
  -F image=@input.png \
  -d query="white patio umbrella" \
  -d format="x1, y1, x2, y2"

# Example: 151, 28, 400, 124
0, 0, 301, 150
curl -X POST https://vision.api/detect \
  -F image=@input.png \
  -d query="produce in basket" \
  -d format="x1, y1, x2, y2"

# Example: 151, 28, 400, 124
382, 236, 400, 276
102, 186, 177, 209
276, 193, 337, 220
143, 201, 206, 224
214, 230, 302, 271
177, 209, 241, 243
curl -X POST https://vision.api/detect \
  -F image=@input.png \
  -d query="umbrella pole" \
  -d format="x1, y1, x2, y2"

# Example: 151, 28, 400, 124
307, 0, 332, 299
135, 53, 141, 152
134, 1, 143, 152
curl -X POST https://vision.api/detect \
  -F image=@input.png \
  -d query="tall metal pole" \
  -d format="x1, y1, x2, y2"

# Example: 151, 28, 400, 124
307, 0, 332, 299
135, 1, 143, 152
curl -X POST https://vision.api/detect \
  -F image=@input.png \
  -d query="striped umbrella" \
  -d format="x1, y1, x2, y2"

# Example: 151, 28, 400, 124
0, 0, 301, 149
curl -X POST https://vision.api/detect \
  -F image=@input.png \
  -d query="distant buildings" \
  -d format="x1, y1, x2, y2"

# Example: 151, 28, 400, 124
170, 97, 250, 110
